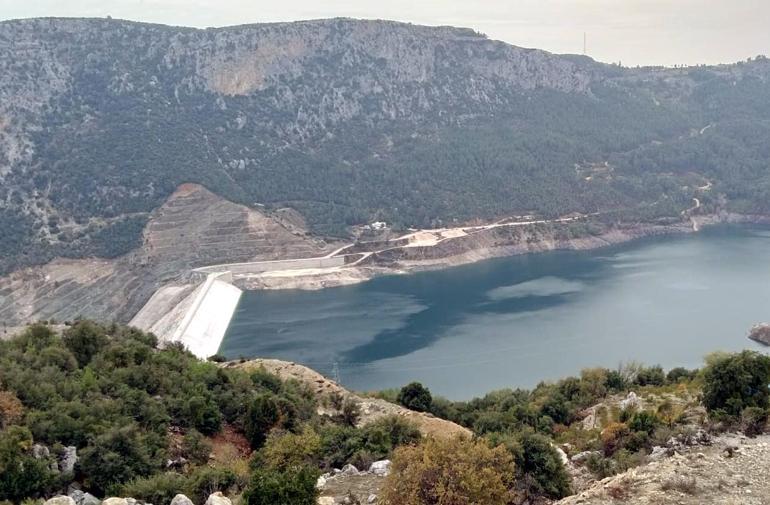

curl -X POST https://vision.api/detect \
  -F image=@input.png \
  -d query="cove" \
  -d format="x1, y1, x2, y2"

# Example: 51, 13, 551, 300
220, 225, 770, 399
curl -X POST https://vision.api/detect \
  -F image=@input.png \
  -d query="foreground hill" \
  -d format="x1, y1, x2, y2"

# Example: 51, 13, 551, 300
2, 321, 769, 504
1, 17, 769, 277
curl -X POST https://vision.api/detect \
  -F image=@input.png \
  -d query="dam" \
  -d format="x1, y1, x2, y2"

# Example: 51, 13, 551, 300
130, 255, 350, 358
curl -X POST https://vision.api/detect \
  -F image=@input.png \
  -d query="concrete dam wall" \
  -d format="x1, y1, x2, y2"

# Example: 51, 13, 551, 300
131, 271, 242, 359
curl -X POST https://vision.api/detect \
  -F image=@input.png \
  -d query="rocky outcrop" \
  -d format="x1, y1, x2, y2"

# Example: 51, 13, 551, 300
232, 358, 471, 439
748, 323, 770, 345
557, 434, 770, 505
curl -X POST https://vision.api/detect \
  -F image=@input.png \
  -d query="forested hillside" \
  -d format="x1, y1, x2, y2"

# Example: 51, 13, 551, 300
0, 17, 769, 274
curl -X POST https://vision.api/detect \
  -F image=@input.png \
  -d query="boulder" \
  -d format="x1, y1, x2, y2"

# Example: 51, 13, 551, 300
204, 492, 232, 505
315, 474, 327, 489
45, 496, 76, 505
368, 460, 391, 476
649, 446, 670, 461
570, 450, 600, 464
69, 490, 85, 505
102, 498, 129, 505
60, 446, 78, 473
619, 392, 641, 410
340, 463, 359, 476
554, 446, 569, 466
170, 494, 194, 505
81, 493, 101, 505
367, 494, 378, 503
32, 443, 50, 459
317, 498, 335, 505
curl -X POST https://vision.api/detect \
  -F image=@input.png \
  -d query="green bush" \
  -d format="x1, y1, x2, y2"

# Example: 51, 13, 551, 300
243, 465, 319, 505
79, 424, 164, 494
702, 351, 770, 416
186, 467, 245, 505
508, 431, 571, 499
0, 427, 56, 502
181, 430, 212, 466
634, 366, 666, 386
397, 383, 432, 413
119, 472, 189, 505
244, 395, 281, 449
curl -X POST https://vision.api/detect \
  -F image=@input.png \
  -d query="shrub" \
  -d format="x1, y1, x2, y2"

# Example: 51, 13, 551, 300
0, 426, 55, 502
187, 467, 245, 505
702, 351, 770, 416
397, 382, 432, 412
119, 472, 188, 505
601, 422, 631, 456
259, 426, 322, 471
181, 429, 212, 466
244, 395, 281, 449
185, 395, 223, 436
511, 431, 571, 499
666, 367, 696, 383
0, 391, 23, 429
62, 321, 109, 367
78, 424, 164, 494
380, 437, 515, 505
628, 411, 660, 435
340, 398, 361, 427
741, 407, 768, 437
634, 366, 666, 386
243, 465, 319, 505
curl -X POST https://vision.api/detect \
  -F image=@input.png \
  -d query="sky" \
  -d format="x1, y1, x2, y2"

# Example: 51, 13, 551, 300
1, 0, 768, 67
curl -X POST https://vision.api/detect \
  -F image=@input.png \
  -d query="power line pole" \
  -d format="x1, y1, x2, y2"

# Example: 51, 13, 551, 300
332, 361, 341, 385
583, 32, 587, 55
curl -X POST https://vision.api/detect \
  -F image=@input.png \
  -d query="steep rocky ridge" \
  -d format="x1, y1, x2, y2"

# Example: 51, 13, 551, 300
1, 16, 769, 277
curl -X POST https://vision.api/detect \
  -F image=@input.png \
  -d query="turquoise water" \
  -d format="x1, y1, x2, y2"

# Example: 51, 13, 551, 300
221, 226, 770, 399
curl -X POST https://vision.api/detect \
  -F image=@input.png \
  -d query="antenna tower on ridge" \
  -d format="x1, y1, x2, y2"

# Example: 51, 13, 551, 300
583, 32, 587, 55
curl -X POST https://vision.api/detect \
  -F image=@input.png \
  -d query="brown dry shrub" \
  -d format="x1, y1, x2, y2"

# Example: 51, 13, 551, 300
379, 436, 515, 505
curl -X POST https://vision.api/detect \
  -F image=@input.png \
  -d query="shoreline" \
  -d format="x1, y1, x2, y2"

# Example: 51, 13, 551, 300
233, 213, 770, 292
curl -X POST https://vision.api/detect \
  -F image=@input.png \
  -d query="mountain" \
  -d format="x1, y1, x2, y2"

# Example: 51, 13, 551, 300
1, 17, 769, 278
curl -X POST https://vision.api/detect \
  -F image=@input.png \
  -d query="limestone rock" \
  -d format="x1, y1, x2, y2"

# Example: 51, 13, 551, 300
60, 446, 78, 473
368, 460, 391, 476
367, 494, 378, 503
316, 474, 327, 489
340, 463, 359, 476
620, 392, 641, 410
317, 498, 335, 505
204, 492, 232, 505
32, 443, 50, 459
170, 495, 194, 505
45, 496, 76, 505
102, 498, 128, 505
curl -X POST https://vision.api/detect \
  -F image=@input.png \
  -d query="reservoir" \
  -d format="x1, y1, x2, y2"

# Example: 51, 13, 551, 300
220, 225, 770, 399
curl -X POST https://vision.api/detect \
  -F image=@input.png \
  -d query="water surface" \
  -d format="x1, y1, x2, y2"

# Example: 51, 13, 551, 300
221, 226, 770, 399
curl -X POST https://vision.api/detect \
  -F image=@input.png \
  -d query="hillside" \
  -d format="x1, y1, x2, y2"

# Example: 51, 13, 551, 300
1, 17, 770, 278
2, 322, 769, 505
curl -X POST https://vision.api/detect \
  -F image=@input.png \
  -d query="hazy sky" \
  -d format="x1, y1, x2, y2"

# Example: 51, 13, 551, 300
2, 0, 768, 66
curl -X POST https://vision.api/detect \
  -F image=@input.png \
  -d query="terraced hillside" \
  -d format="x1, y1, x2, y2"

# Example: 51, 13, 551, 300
0, 184, 336, 331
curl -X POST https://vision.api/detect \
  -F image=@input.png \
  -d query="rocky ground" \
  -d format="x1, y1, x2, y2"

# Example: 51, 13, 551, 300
557, 433, 770, 505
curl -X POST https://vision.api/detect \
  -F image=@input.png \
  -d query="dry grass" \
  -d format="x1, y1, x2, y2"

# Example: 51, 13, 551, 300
661, 475, 698, 494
